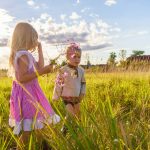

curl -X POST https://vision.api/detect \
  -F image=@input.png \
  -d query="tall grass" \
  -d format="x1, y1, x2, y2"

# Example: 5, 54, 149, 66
0, 72, 150, 149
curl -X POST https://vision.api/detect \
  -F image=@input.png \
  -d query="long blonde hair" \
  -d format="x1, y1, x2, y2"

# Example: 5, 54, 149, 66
9, 22, 38, 67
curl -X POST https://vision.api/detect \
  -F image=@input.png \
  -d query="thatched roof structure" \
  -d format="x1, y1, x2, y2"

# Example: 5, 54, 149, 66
127, 55, 150, 62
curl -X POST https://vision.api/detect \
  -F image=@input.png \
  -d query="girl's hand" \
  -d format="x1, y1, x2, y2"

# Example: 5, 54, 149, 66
38, 64, 53, 75
37, 42, 42, 52
45, 64, 53, 73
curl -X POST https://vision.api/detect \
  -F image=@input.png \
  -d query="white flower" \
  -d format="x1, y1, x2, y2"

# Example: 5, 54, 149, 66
126, 121, 129, 126
113, 138, 119, 143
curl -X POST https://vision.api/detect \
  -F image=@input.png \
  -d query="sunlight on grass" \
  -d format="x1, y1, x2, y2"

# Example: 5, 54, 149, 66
0, 72, 150, 149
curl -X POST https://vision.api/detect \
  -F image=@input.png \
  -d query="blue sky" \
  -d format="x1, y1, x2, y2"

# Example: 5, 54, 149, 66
0, 0, 150, 68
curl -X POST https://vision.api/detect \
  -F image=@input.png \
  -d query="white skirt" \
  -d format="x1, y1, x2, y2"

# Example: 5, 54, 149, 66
9, 114, 60, 135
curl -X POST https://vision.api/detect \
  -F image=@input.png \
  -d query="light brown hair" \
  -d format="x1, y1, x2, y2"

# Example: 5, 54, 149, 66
9, 22, 38, 67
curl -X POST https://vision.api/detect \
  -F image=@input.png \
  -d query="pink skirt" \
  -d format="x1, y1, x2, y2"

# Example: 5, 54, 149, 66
9, 80, 60, 135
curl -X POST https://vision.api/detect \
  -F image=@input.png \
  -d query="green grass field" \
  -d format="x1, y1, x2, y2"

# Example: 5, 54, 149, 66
0, 72, 150, 150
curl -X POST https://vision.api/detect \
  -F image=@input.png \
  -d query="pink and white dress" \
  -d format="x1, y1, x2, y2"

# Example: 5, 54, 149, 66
9, 50, 60, 135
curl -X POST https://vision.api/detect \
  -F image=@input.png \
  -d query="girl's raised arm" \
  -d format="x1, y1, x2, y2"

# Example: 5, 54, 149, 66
17, 55, 52, 83
37, 42, 44, 69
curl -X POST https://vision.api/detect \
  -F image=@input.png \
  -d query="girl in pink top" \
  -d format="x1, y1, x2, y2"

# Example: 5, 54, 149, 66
52, 43, 86, 135
8, 22, 60, 148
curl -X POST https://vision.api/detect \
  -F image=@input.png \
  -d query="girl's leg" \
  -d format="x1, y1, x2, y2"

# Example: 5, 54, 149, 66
35, 129, 43, 146
73, 104, 81, 132
65, 104, 75, 117
17, 131, 31, 150
35, 129, 50, 149
61, 104, 75, 135
74, 103, 80, 119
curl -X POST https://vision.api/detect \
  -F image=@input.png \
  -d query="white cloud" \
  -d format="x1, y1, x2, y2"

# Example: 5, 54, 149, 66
27, 0, 40, 9
110, 27, 121, 32
137, 31, 149, 35
0, 38, 8, 47
0, 10, 119, 51
0, 9, 14, 46
124, 30, 149, 38
76, 0, 80, 4
105, 0, 117, 6
89, 13, 99, 18
27, 0, 35, 6
69, 12, 81, 20
0, 47, 10, 69
60, 14, 66, 20
81, 8, 90, 13
0, 10, 121, 68
0, 56, 8, 69
0, 9, 14, 23
40, 13, 51, 20
29, 13, 119, 51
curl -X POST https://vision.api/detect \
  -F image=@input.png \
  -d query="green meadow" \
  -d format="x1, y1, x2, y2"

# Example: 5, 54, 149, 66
0, 72, 150, 150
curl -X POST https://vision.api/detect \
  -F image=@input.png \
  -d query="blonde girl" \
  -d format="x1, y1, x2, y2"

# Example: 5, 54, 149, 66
9, 22, 60, 149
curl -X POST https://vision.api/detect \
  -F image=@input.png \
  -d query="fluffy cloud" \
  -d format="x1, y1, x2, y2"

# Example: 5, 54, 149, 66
0, 9, 14, 23
0, 10, 120, 51
0, 38, 8, 47
76, 0, 80, 4
29, 13, 120, 51
41, 32, 88, 44
124, 30, 149, 38
0, 9, 14, 46
82, 43, 112, 51
60, 14, 66, 20
69, 12, 81, 20
81, 8, 90, 13
27, 0, 39, 9
27, 0, 47, 9
105, 0, 117, 6
0, 47, 10, 69
137, 31, 149, 35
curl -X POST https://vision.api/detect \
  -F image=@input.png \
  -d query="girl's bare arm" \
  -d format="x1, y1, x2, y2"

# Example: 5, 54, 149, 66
17, 55, 52, 83
37, 42, 44, 69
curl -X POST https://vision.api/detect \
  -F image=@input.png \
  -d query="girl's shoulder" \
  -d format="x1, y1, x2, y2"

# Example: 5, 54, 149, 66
59, 65, 68, 71
78, 66, 84, 71
14, 50, 34, 70
78, 66, 85, 74
15, 50, 31, 58
59, 65, 85, 74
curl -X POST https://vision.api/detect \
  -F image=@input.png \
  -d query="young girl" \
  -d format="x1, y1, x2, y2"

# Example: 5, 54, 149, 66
8, 22, 60, 148
52, 43, 86, 135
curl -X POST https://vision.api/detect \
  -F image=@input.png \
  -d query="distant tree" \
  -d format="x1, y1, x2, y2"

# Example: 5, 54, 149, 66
107, 52, 117, 66
87, 60, 91, 69
131, 50, 145, 57
85, 53, 91, 68
119, 49, 127, 67
119, 49, 126, 61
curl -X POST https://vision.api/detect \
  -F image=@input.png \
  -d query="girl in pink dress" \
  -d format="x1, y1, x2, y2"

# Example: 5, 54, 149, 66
8, 22, 60, 148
